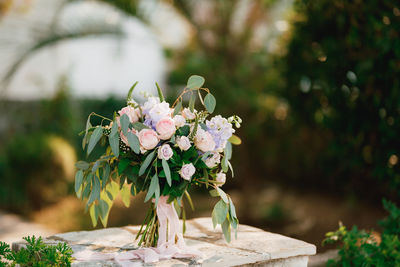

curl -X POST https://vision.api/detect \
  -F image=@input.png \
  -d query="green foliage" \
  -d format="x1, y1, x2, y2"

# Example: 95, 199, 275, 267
0, 236, 73, 267
324, 200, 400, 266
281, 0, 400, 197
379, 199, 400, 236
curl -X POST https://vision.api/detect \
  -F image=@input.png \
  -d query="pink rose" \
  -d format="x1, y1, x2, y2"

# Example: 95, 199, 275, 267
180, 163, 196, 181
118, 106, 140, 126
194, 128, 216, 152
156, 117, 176, 140
157, 144, 173, 160
138, 129, 159, 150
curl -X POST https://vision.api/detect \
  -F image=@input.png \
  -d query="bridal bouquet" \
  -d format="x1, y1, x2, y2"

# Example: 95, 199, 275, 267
74, 75, 241, 255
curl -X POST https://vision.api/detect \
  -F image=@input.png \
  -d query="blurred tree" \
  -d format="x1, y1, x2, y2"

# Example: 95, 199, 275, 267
280, 0, 400, 199
0, 0, 124, 95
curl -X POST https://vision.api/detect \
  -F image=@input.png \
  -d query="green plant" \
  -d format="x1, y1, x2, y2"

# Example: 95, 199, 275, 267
281, 0, 400, 198
324, 200, 400, 266
0, 236, 73, 267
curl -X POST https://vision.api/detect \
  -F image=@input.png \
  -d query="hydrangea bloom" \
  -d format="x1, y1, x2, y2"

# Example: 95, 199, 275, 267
142, 97, 160, 117
206, 115, 235, 151
142, 97, 171, 128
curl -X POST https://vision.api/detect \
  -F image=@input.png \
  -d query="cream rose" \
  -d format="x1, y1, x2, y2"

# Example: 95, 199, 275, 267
216, 172, 226, 186
176, 136, 191, 151
194, 128, 216, 152
157, 144, 173, 160
173, 115, 186, 128
204, 151, 221, 168
138, 129, 159, 150
180, 163, 196, 181
182, 108, 196, 120
156, 117, 176, 140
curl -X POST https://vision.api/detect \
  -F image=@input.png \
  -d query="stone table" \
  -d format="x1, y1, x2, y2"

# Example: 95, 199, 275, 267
12, 217, 316, 266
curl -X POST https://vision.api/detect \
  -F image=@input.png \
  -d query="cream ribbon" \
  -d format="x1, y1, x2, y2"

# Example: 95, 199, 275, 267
73, 196, 202, 265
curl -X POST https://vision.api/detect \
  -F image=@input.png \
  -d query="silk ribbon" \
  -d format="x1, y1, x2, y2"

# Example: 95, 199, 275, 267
73, 196, 202, 265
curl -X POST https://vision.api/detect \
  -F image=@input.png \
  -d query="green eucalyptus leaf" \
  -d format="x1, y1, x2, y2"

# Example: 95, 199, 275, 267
221, 218, 231, 243
189, 93, 196, 112
83, 115, 92, 149
109, 121, 119, 157
139, 151, 156, 176
213, 200, 229, 224
162, 159, 172, 186
144, 174, 159, 202
99, 199, 109, 220
216, 187, 229, 203
127, 132, 140, 154
89, 204, 98, 227
156, 82, 165, 102
110, 120, 118, 136
173, 101, 182, 116
103, 164, 111, 186
92, 160, 102, 173
228, 161, 234, 177
109, 134, 119, 158
187, 75, 205, 90
87, 127, 103, 155
224, 142, 232, 160
82, 183, 91, 199
120, 114, 130, 136
88, 176, 101, 205
204, 93, 216, 113
106, 191, 114, 200
127, 81, 138, 102
221, 155, 228, 172
229, 197, 237, 219
131, 122, 150, 131
212, 208, 218, 228
74, 170, 84, 193
75, 161, 90, 170
228, 135, 242, 145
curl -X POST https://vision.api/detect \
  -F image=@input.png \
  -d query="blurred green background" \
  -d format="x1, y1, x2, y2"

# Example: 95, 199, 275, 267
0, 0, 399, 253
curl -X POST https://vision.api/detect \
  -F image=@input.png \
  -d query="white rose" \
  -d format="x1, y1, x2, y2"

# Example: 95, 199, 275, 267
176, 136, 191, 151
216, 172, 226, 186
182, 108, 196, 120
194, 128, 216, 152
157, 144, 173, 160
142, 97, 160, 114
173, 115, 186, 128
180, 163, 196, 181
205, 151, 221, 168
148, 102, 171, 123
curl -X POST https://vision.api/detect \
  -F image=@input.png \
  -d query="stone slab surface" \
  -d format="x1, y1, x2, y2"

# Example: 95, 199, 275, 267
13, 217, 316, 267
0, 211, 55, 245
